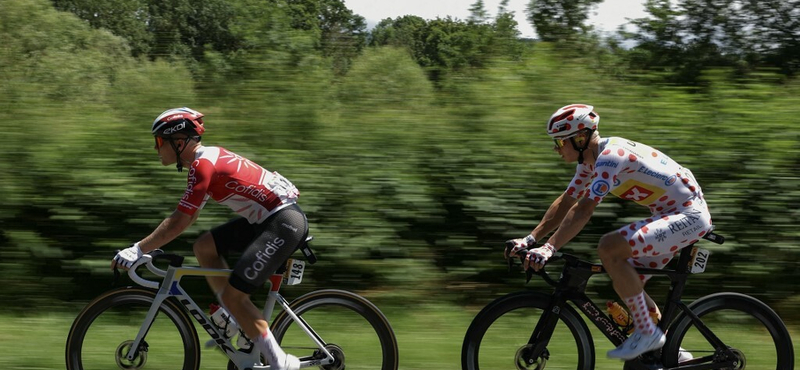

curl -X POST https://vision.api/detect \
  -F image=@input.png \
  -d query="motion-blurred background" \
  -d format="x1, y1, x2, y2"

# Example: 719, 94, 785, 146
1, 0, 798, 368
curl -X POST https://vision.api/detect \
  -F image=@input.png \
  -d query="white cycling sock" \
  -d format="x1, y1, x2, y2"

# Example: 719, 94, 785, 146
255, 329, 286, 366
625, 292, 656, 335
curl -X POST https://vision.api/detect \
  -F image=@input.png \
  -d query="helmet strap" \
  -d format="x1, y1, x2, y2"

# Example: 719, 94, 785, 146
168, 137, 193, 172
569, 131, 592, 165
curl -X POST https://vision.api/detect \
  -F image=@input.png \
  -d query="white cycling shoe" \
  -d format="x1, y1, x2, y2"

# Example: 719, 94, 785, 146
607, 328, 666, 360
274, 354, 300, 370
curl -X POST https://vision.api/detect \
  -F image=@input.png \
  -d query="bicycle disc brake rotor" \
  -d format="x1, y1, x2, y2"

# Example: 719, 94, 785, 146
721, 348, 746, 370
115, 340, 147, 370
319, 343, 345, 370
514, 344, 547, 370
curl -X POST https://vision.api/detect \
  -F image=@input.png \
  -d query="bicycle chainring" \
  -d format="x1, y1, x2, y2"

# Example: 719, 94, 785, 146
514, 344, 548, 370
115, 340, 147, 370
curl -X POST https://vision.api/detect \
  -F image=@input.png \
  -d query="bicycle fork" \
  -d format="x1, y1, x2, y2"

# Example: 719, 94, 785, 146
519, 292, 569, 366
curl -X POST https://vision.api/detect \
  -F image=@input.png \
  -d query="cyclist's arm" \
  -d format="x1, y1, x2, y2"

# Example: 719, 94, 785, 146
531, 192, 577, 241
544, 197, 597, 250
136, 210, 195, 253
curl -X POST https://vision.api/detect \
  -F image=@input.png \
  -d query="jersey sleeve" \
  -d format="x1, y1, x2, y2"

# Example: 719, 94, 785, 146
565, 164, 593, 199
586, 147, 627, 203
177, 159, 213, 215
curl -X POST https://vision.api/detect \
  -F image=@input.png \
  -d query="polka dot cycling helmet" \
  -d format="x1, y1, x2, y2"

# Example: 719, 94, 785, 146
546, 104, 599, 138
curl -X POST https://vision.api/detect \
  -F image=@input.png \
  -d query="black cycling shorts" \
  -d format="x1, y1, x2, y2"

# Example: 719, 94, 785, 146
210, 203, 308, 294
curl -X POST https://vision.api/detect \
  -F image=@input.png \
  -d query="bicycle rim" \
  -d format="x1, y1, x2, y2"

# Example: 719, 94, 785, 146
271, 289, 399, 370
462, 291, 594, 370
65, 287, 200, 370
664, 292, 794, 369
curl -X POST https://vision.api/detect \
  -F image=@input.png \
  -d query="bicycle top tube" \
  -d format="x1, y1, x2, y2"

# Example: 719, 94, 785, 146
122, 235, 317, 289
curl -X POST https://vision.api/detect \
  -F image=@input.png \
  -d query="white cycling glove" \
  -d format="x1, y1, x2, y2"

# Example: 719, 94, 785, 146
504, 235, 536, 259
113, 242, 143, 269
524, 243, 556, 270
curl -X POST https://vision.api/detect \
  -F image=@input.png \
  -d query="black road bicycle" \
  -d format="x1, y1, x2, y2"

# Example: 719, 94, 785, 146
461, 231, 794, 370
66, 237, 399, 370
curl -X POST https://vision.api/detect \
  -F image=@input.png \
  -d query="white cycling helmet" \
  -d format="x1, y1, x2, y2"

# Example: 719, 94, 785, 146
546, 104, 599, 138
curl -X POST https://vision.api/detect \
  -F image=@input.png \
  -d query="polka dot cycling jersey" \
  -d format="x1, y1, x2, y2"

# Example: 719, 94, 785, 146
566, 137, 703, 214
177, 146, 299, 224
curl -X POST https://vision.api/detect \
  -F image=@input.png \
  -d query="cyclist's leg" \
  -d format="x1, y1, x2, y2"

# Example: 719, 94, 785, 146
599, 227, 665, 359
199, 217, 257, 296
222, 204, 308, 367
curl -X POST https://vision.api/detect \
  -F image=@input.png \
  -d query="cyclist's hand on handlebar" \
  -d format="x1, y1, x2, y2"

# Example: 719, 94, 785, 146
111, 242, 143, 270
524, 243, 556, 272
504, 235, 536, 260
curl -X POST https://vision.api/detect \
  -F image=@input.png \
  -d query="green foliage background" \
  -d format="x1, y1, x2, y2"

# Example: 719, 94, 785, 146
1, 0, 799, 328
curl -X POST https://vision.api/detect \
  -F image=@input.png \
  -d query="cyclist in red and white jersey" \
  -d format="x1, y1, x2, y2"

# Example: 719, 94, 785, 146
505, 104, 712, 361
111, 107, 304, 370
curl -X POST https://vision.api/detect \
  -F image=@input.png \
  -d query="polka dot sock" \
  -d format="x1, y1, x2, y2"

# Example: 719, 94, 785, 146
625, 292, 656, 335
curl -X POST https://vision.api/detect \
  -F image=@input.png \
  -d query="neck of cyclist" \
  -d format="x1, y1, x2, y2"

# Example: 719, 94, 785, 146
170, 137, 202, 168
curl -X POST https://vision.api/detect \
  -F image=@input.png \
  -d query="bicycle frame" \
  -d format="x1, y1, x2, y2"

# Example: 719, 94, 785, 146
523, 244, 738, 369
123, 254, 335, 370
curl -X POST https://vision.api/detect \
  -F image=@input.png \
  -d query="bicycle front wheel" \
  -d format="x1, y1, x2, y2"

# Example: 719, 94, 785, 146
65, 287, 201, 370
462, 291, 595, 370
663, 292, 794, 369
271, 289, 399, 370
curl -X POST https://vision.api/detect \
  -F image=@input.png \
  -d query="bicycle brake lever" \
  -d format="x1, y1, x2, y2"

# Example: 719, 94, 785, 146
112, 249, 121, 287
525, 267, 535, 283
504, 240, 516, 272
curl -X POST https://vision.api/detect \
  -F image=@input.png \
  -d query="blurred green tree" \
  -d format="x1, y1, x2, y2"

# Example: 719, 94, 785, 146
525, 0, 603, 42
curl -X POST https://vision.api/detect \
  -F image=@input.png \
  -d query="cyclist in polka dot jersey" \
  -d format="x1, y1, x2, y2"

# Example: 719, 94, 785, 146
505, 104, 712, 361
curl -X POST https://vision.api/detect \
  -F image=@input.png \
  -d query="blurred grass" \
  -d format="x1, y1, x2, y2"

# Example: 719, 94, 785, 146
3, 303, 798, 369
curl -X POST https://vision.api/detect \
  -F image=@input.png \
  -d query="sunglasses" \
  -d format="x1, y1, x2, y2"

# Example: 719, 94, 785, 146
154, 136, 165, 149
553, 134, 584, 149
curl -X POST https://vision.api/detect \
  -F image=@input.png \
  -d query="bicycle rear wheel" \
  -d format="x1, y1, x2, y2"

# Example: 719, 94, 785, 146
65, 287, 201, 370
663, 292, 794, 369
462, 291, 595, 370
270, 289, 399, 370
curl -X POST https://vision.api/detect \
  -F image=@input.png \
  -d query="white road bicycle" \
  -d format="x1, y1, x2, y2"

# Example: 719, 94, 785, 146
65, 238, 399, 370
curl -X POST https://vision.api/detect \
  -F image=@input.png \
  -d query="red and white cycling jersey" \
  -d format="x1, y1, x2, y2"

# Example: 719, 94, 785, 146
177, 146, 299, 224
566, 137, 702, 214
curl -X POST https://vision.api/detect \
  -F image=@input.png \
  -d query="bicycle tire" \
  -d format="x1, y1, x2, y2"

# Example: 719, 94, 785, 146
65, 286, 201, 370
663, 292, 794, 369
270, 289, 399, 370
461, 290, 595, 370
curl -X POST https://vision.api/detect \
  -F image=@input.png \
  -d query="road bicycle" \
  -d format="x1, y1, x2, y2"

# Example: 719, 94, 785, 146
66, 237, 399, 370
461, 230, 794, 369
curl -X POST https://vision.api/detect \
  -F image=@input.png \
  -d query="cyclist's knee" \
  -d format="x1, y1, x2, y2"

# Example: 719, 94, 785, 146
598, 232, 631, 263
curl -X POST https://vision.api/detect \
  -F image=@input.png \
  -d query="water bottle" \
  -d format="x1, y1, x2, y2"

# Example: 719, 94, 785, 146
606, 301, 634, 334
209, 303, 240, 338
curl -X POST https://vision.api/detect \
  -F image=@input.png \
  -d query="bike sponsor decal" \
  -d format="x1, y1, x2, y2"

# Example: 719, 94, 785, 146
581, 301, 627, 343
244, 237, 286, 280
182, 298, 236, 355
665, 175, 677, 186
